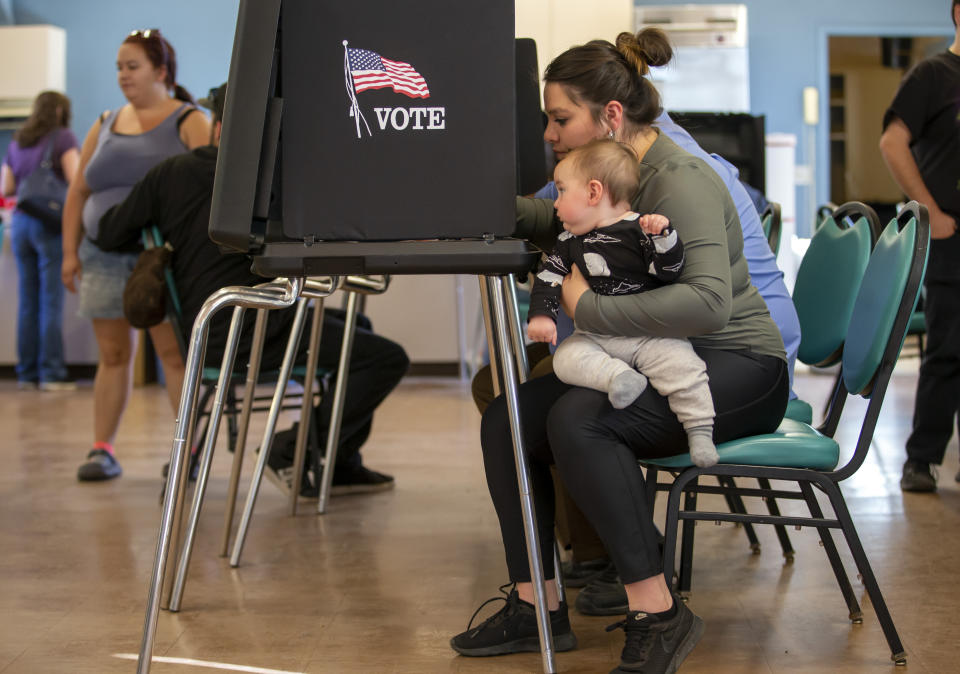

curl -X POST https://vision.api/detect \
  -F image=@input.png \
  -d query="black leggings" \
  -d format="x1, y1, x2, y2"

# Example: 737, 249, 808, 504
480, 347, 788, 584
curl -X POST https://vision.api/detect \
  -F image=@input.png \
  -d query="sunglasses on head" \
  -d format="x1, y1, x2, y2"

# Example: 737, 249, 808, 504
129, 28, 162, 39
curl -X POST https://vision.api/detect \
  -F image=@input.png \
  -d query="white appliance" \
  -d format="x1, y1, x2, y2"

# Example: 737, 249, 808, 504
0, 25, 66, 126
635, 4, 749, 113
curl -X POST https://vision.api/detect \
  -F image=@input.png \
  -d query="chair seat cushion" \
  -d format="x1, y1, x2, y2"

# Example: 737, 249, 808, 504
784, 398, 813, 424
641, 419, 839, 471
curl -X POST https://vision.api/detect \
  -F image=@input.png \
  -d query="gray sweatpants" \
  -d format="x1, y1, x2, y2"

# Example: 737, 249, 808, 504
552, 330, 714, 430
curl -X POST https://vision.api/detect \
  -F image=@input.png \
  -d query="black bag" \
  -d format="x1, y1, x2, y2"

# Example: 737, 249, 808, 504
16, 133, 68, 229
123, 242, 174, 328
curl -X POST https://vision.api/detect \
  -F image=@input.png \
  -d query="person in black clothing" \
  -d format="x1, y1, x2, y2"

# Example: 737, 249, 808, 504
93, 83, 409, 495
880, 1, 960, 492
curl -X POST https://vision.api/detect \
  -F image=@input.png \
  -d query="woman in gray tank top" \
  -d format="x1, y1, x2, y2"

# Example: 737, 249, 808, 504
61, 29, 210, 482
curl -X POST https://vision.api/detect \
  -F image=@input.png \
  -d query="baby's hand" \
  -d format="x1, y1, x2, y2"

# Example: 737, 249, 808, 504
527, 315, 558, 345
639, 213, 670, 235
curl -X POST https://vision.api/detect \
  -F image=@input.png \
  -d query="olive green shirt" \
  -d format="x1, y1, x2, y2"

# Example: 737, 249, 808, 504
515, 132, 786, 362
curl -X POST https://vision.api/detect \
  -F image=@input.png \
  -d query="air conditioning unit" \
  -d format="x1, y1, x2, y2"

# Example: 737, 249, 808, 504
636, 4, 749, 112
0, 25, 66, 123
636, 3, 747, 48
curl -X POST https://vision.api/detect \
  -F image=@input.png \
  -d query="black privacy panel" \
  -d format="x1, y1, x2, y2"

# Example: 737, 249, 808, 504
281, 0, 515, 241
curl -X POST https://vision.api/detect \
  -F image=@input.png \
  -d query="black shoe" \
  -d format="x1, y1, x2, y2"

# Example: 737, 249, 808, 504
331, 465, 395, 495
955, 468, 960, 484
576, 563, 628, 616
161, 457, 200, 482
450, 584, 577, 656
561, 556, 611, 588
606, 595, 704, 674
77, 449, 122, 482
258, 446, 317, 497
900, 459, 937, 492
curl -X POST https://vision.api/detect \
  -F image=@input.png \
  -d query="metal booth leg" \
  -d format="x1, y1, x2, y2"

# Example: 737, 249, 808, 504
137, 278, 304, 674
220, 307, 270, 556
229, 296, 311, 567
484, 274, 556, 674
316, 290, 360, 514
168, 305, 249, 611
290, 297, 326, 515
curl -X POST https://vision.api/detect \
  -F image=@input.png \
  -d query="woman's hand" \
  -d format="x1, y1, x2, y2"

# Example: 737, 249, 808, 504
560, 264, 589, 320
62, 254, 82, 293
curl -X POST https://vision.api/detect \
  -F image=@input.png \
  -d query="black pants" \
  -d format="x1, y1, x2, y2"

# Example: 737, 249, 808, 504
260, 308, 410, 470
906, 280, 960, 466
480, 347, 787, 584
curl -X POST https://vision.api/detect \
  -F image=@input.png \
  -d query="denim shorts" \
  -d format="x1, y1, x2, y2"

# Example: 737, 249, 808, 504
77, 236, 139, 319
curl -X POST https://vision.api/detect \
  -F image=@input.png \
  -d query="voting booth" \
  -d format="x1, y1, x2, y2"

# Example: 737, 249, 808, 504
137, 1, 559, 672
209, 0, 535, 275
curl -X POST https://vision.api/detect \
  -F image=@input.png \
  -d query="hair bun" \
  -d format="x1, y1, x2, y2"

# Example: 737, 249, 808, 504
615, 28, 673, 75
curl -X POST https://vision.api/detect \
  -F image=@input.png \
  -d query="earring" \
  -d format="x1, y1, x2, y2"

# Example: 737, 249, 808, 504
607, 130, 615, 139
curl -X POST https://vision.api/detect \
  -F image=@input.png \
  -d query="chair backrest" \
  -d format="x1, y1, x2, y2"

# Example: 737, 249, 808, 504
760, 201, 782, 255
791, 203, 874, 367
843, 203, 928, 397
831, 201, 929, 480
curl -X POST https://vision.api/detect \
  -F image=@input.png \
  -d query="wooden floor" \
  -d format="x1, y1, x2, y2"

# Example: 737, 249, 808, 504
1, 358, 958, 673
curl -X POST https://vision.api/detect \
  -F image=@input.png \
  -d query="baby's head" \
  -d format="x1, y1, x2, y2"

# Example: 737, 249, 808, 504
553, 138, 641, 235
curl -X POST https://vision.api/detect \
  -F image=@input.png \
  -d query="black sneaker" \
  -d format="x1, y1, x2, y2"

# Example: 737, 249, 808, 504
331, 465, 395, 495
258, 446, 316, 497
900, 459, 937, 492
605, 596, 704, 674
576, 563, 628, 616
561, 556, 611, 588
77, 449, 122, 481
450, 584, 577, 656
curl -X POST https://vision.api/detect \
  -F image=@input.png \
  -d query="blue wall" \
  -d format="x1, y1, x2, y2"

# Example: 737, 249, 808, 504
1, 0, 239, 153
637, 0, 952, 234
3, 1, 954, 237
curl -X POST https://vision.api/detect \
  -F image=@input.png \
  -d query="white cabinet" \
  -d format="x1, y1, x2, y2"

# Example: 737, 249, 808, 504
0, 25, 66, 123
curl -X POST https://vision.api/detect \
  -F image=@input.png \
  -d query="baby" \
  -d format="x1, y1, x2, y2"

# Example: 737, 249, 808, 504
527, 138, 718, 467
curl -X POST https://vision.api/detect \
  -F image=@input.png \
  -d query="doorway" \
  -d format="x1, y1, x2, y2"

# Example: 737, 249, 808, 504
827, 35, 950, 222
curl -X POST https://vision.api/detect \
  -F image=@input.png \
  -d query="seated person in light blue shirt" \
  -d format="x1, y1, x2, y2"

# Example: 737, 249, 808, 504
535, 110, 801, 399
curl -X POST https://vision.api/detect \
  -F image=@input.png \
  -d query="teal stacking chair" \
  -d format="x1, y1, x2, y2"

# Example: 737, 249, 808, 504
760, 201, 782, 255
709, 201, 879, 568
785, 201, 881, 426
642, 202, 929, 666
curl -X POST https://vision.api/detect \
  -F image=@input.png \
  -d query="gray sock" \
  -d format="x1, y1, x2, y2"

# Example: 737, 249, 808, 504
609, 370, 648, 409
687, 425, 718, 467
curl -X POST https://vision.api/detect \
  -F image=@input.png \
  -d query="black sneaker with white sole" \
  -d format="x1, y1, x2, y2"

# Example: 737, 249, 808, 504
450, 584, 577, 657
606, 595, 704, 674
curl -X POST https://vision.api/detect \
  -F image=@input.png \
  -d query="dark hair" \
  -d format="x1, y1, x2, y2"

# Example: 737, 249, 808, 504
122, 29, 195, 104
14, 90, 71, 148
564, 138, 641, 206
544, 28, 673, 134
954, 0, 959, 27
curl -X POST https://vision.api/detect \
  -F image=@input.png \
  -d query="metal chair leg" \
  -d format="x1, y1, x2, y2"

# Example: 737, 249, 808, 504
677, 478, 699, 594
317, 291, 360, 514
290, 297, 326, 515
817, 477, 905, 664
486, 274, 556, 674
137, 278, 303, 674
718, 476, 761, 554
758, 477, 795, 561
169, 306, 248, 611
229, 296, 311, 567
800, 482, 861, 622
219, 307, 269, 556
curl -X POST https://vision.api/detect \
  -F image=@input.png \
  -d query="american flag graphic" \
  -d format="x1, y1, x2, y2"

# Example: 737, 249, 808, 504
347, 47, 430, 99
